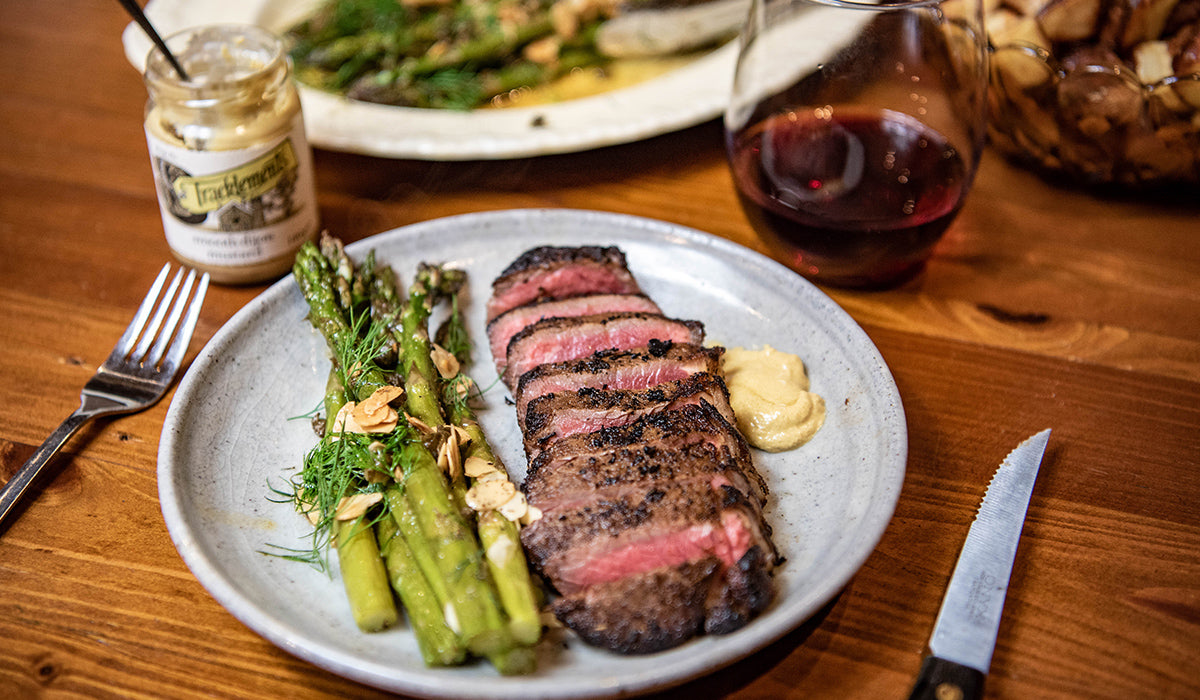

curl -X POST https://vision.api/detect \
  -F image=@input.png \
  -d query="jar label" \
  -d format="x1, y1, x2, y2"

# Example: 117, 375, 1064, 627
145, 116, 317, 269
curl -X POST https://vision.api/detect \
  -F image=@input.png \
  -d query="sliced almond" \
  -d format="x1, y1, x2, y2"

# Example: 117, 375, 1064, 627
297, 495, 322, 526
520, 504, 544, 525
359, 385, 404, 415
498, 490, 529, 521
437, 430, 463, 480
334, 492, 383, 521
406, 413, 436, 436
430, 343, 460, 380
464, 455, 498, 478
475, 470, 508, 483
450, 424, 472, 450
466, 479, 518, 512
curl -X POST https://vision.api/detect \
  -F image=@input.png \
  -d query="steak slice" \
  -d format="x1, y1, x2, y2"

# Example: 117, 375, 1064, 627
501, 312, 705, 390
519, 461, 776, 654
486, 246, 641, 322
551, 542, 775, 654
526, 402, 764, 502
486, 293, 661, 375
524, 441, 766, 515
514, 342, 724, 429
522, 373, 735, 459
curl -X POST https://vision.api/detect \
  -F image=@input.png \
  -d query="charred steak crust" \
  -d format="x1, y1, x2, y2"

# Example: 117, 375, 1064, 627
513, 342, 724, 429
522, 372, 735, 458
550, 544, 775, 655
486, 246, 641, 322
522, 441, 765, 513
486, 293, 662, 374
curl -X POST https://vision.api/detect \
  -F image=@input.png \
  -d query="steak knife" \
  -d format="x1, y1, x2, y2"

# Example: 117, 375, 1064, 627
908, 429, 1052, 700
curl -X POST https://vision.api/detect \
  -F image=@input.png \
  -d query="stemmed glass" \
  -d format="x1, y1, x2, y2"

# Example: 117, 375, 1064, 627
724, 0, 989, 288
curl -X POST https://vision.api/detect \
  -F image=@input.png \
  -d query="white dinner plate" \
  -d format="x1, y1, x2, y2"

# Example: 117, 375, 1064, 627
122, 0, 738, 160
158, 208, 907, 698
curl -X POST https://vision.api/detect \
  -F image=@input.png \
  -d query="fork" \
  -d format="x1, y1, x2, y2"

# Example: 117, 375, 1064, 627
0, 264, 209, 528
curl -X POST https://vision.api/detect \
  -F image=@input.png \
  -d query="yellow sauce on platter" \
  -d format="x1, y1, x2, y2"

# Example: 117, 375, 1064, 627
722, 345, 826, 452
486, 54, 702, 108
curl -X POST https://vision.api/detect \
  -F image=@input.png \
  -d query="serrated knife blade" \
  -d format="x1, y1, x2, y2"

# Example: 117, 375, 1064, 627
907, 429, 1052, 700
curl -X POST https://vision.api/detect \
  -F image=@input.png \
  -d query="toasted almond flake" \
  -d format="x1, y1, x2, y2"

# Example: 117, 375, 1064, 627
406, 413, 435, 435
486, 535, 516, 567
498, 491, 529, 521
365, 468, 389, 484
464, 455, 497, 478
331, 402, 362, 434
361, 385, 404, 413
450, 424, 472, 449
520, 504, 544, 526
334, 492, 383, 521
430, 343, 460, 380
451, 375, 478, 403
297, 498, 321, 526
476, 470, 507, 483
466, 479, 517, 512
436, 437, 462, 481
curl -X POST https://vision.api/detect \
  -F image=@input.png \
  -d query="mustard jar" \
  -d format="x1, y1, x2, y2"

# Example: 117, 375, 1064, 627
143, 24, 319, 285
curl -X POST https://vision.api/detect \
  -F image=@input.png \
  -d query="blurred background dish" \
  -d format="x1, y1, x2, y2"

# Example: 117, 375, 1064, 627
122, 0, 739, 160
986, 0, 1200, 187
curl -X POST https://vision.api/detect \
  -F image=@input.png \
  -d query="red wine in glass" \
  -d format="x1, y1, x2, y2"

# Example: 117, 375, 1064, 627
727, 108, 971, 288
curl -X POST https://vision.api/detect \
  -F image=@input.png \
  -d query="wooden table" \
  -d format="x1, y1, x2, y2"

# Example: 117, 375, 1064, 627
2, 1, 1198, 697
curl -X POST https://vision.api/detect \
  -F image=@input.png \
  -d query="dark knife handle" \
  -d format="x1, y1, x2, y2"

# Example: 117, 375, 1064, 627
907, 656, 986, 700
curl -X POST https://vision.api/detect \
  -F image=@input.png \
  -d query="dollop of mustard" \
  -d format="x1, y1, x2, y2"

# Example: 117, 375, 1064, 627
722, 345, 826, 452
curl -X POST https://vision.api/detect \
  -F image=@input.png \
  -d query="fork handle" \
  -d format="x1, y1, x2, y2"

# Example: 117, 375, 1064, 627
0, 410, 92, 529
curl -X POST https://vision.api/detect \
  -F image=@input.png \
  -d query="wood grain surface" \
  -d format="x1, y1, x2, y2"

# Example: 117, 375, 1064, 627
1, 1, 1198, 698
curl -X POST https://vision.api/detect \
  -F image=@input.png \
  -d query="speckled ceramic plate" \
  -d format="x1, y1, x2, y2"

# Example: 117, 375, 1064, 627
122, 0, 736, 160
157, 209, 906, 699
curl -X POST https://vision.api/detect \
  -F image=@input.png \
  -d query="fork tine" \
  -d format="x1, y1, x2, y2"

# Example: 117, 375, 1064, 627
133, 266, 186, 361
112, 263, 172, 358
159, 271, 209, 375
146, 268, 197, 367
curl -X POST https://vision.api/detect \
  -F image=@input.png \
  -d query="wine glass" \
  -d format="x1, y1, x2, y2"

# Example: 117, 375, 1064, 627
724, 0, 989, 288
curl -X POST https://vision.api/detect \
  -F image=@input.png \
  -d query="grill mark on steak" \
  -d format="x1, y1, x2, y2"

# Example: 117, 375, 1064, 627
486, 246, 641, 322
514, 342, 723, 430
501, 312, 705, 390
486, 293, 661, 375
522, 373, 734, 460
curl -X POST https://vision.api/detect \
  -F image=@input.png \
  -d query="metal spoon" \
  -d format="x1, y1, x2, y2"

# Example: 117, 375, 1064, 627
117, 0, 189, 80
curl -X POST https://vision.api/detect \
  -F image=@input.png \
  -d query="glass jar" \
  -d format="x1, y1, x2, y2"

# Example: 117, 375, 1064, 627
143, 24, 319, 285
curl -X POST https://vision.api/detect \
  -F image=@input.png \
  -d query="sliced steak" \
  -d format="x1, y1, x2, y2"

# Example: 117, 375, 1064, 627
526, 402, 764, 501
486, 246, 642, 322
514, 342, 724, 429
486, 293, 661, 375
524, 441, 766, 514
520, 464, 776, 653
522, 373, 735, 459
551, 542, 775, 654
501, 312, 704, 390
